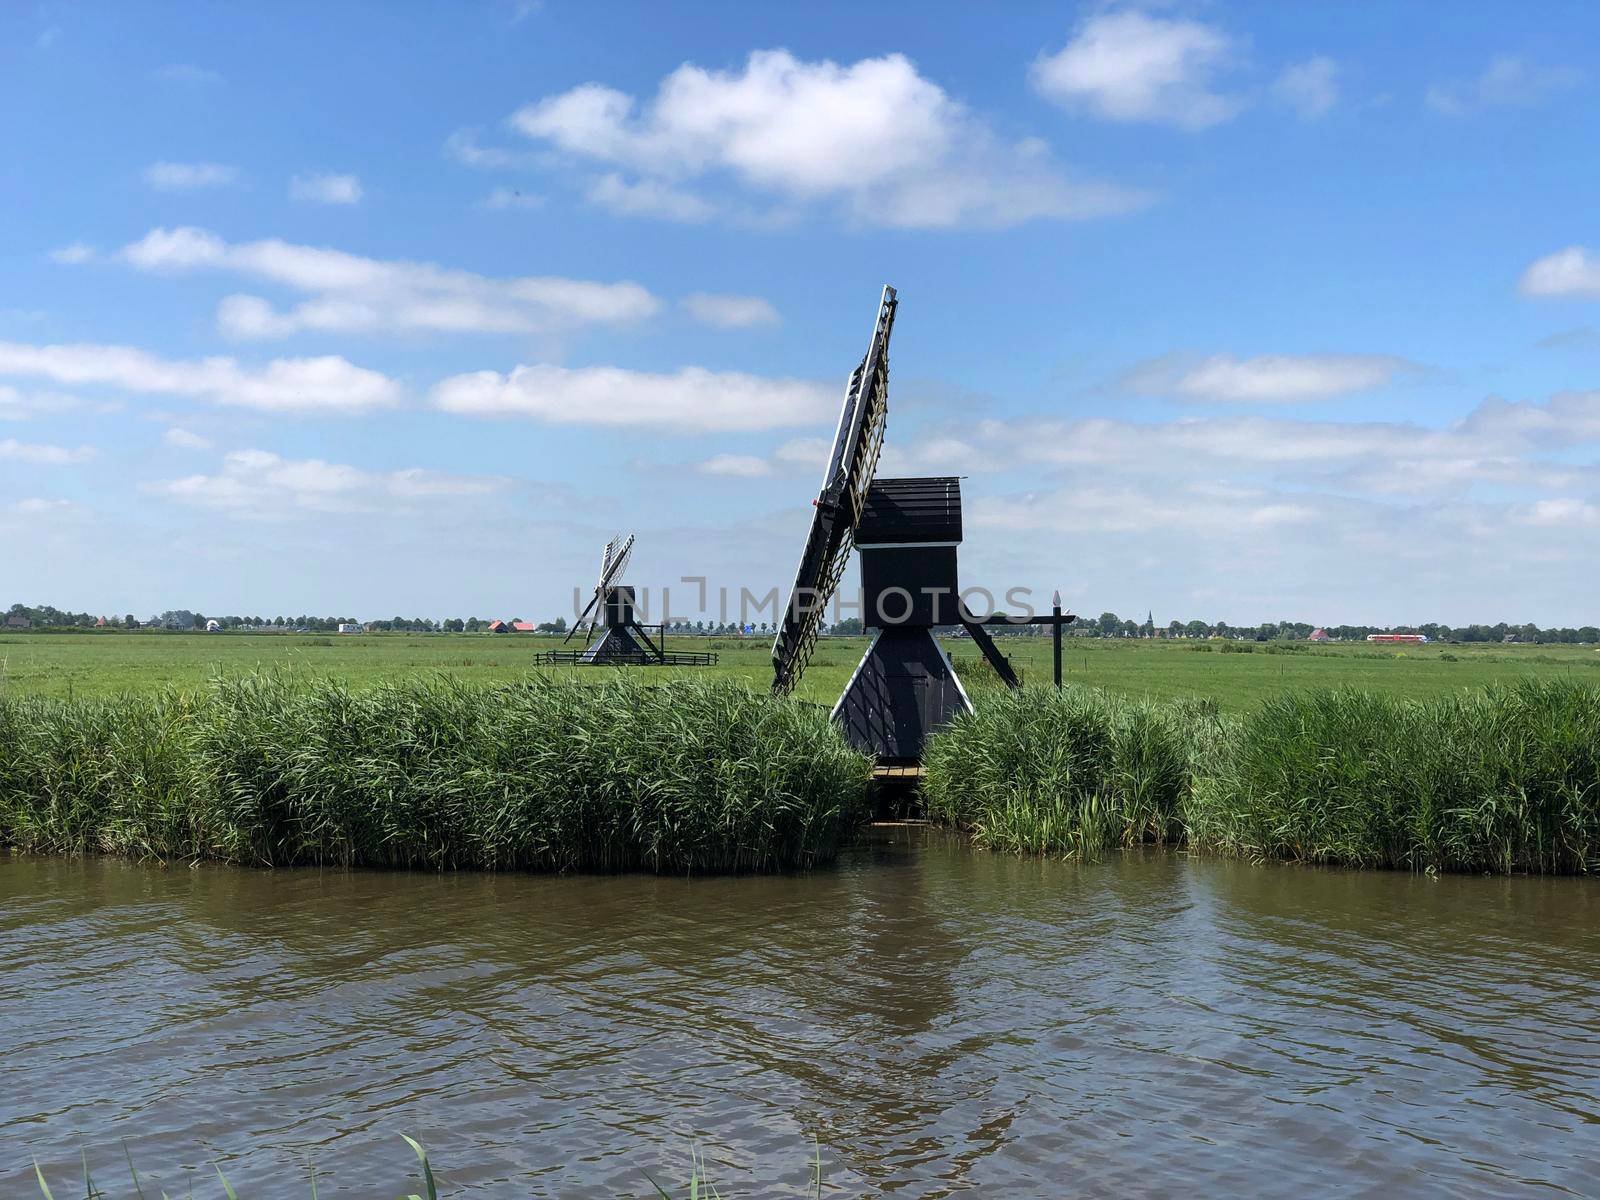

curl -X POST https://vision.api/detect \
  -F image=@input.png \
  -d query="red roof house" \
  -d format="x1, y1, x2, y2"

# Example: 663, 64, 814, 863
487, 619, 509, 633
512, 621, 537, 632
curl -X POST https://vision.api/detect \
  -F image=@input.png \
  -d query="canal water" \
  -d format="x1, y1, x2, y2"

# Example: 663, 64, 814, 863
4, 830, 1598, 1197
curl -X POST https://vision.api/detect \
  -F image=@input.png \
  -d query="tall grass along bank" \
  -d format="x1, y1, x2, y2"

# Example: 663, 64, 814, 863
0, 674, 872, 873
923, 680, 1600, 875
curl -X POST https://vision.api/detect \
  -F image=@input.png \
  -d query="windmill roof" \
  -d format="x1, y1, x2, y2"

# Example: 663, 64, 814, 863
857, 476, 962, 544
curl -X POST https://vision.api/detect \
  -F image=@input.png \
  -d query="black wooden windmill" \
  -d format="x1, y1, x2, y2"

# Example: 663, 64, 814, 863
771, 286, 1073, 764
538, 534, 717, 668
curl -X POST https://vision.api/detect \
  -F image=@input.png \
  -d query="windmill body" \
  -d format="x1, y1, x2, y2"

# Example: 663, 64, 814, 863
835, 476, 971, 762
771, 287, 1073, 764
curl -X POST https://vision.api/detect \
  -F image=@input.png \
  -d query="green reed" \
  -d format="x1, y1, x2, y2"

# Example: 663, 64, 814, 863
0, 673, 871, 873
924, 679, 1600, 874
922, 686, 1195, 857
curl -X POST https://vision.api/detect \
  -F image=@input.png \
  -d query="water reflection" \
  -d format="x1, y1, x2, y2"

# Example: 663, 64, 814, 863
4, 838, 1598, 1196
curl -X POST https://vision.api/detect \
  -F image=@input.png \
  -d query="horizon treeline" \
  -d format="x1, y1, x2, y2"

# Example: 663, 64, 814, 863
8, 602, 1599, 644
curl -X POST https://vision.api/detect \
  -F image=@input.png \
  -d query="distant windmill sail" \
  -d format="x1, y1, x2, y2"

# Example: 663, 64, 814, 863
566, 532, 635, 643
771, 285, 897, 696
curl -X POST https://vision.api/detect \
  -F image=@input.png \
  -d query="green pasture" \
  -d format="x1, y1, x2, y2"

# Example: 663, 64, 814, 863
2, 630, 1598, 709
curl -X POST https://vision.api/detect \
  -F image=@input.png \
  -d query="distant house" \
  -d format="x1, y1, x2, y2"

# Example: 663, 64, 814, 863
511, 621, 537, 633
1308, 628, 1330, 642
487, 619, 509, 633
337, 622, 362, 634
5, 614, 29, 628
1367, 633, 1428, 644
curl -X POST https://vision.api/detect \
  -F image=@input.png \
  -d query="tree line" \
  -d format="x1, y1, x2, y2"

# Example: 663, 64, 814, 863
8, 602, 1599, 643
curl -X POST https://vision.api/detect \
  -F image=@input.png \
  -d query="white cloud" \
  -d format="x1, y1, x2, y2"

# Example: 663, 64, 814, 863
143, 161, 240, 190
1426, 56, 1583, 115
588, 173, 717, 222
49, 243, 95, 265
116, 226, 660, 340
480, 186, 543, 210
1031, 11, 1242, 129
11, 497, 74, 514
1123, 353, 1418, 403
163, 427, 213, 450
682, 293, 780, 328
697, 453, 772, 477
1519, 247, 1600, 300
508, 49, 1147, 228
0, 437, 96, 465
147, 449, 505, 515
1521, 498, 1600, 527
1274, 56, 1339, 118
431, 363, 832, 432
0, 387, 117, 420
289, 173, 363, 205
0, 340, 400, 414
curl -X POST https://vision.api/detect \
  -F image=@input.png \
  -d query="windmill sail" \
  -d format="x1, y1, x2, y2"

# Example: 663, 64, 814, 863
771, 285, 896, 695
566, 532, 636, 642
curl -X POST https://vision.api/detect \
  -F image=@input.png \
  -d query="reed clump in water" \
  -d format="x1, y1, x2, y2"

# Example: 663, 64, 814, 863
1191, 679, 1600, 874
924, 679, 1600, 874
921, 686, 1197, 857
0, 673, 871, 873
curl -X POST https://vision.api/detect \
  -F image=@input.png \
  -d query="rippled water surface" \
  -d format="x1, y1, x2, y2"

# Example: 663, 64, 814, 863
5, 832, 1599, 1197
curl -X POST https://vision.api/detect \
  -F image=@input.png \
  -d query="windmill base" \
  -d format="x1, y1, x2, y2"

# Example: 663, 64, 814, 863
580, 625, 645, 663
832, 627, 972, 763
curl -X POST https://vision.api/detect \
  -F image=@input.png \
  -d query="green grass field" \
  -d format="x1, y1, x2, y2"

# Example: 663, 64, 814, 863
4, 630, 1599, 709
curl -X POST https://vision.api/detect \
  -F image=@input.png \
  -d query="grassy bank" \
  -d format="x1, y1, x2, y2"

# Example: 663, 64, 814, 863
6, 629, 1600, 710
0, 674, 871, 873
924, 680, 1600, 874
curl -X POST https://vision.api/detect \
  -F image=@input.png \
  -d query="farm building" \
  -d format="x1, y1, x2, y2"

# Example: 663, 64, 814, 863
1367, 633, 1428, 644
5, 614, 30, 628
487, 620, 509, 633
1308, 629, 1330, 642
205, 619, 222, 632
512, 621, 537, 632
337, 623, 362, 634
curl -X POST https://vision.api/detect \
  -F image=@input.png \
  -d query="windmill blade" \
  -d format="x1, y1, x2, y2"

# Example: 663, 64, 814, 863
771, 285, 896, 696
606, 535, 635, 587
564, 588, 604, 643
565, 535, 619, 643
564, 533, 637, 643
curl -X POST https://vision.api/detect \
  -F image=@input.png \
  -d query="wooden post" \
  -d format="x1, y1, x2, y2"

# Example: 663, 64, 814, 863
1053, 590, 1063, 690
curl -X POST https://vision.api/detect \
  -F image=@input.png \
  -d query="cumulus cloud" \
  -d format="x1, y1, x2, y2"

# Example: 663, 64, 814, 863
1031, 11, 1243, 129
11, 497, 75, 514
114, 226, 660, 340
1122, 352, 1419, 403
697, 453, 772, 477
479, 186, 543, 210
143, 161, 239, 190
0, 436, 96, 465
431, 363, 832, 432
48, 243, 95, 265
289, 172, 363, 205
506, 49, 1146, 228
682, 293, 780, 328
587, 173, 718, 222
1274, 56, 1339, 118
162, 427, 213, 450
147, 449, 506, 515
1519, 247, 1600, 300
0, 340, 400, 414
1426, 56, 1583, 115
0, 386, 117, 420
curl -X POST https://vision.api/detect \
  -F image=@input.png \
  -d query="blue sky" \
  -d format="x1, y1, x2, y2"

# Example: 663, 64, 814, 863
4, 1, 1599, 625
